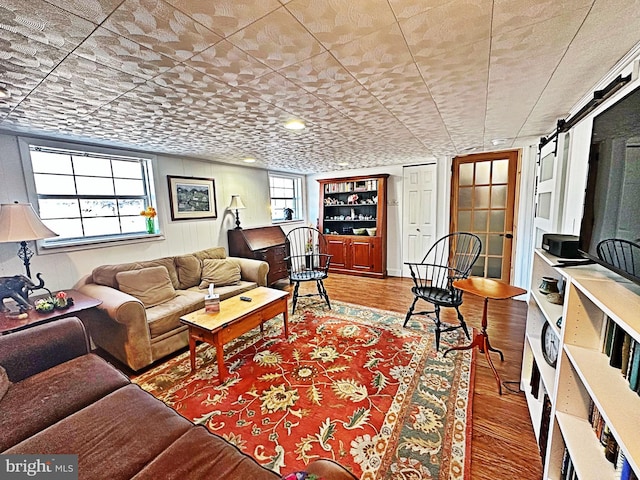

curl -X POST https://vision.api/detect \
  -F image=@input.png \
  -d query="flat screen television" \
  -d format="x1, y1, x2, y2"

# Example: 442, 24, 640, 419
578, 85, 640, 285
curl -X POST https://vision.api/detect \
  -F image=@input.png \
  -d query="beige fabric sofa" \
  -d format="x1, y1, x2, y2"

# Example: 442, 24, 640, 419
74, 247, 269, 371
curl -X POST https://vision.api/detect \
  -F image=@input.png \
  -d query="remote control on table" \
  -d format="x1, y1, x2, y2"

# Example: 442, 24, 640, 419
240, 296, 252, 302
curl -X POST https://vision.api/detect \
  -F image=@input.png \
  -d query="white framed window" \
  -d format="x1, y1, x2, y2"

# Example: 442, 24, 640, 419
269, 173, 303, 222
19, 139, 158, 249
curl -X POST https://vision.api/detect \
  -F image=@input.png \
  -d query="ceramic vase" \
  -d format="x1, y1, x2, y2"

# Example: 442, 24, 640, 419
539, 276, 559, 295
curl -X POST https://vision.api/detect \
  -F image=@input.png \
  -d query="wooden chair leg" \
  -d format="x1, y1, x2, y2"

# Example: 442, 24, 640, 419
404, 296, 419, 327
455, 305, 471, 339
434, 305, 442, 351
291, 282, 300, 313
316, 279, 331, 309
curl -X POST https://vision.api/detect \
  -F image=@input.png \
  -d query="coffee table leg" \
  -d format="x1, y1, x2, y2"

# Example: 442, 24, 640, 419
215, 333, 228, 380
188, 331, 197, 372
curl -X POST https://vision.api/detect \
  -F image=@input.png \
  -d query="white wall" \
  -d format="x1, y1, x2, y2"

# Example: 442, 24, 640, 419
0, 132, 274, 292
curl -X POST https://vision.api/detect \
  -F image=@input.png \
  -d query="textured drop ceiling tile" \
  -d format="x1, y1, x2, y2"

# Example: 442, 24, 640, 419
225, 7, 325, 70
186, 40, 274, 87
74, 27, 177, 80
279, 50, 398, 130
43, 0, 122, 23
520, 0, 640, 138
417, 40, 490, 151
242, 71, 335, 120
102, 0, 222, 62
9, 54, 145, 121
0, 30, 68, 116
492, 0, 593, 35
330, 23, 413, 82
490, 7, 588, 63
0, 0, 95, 51
151, 65, 232, 100
347, 59, 452, 149
387, 0, 444, 20
284, 0, 397, 50
165, 0, 281, 38
399, 0, 492, 62
484, 9, 589, 140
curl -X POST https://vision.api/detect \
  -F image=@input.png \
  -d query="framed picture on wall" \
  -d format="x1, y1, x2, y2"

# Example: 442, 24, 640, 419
167, 176, 217, 220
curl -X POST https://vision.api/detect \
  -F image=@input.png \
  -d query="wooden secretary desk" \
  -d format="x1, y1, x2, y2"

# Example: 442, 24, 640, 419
228, 226, 288, 286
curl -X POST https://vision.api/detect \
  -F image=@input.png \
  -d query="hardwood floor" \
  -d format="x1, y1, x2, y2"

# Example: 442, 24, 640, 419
284, 273, 543, 480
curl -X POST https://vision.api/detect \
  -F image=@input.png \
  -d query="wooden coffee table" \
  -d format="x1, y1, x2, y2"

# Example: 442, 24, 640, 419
180, 287, 289, 380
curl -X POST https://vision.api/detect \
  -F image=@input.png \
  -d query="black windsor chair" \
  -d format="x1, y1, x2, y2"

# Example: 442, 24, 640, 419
596, 238, 640, 278
285, 227, 332, 313
403, 232, 482, 351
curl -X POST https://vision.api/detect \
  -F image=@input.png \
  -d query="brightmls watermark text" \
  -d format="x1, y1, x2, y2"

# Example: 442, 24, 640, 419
1, 455, 78, 479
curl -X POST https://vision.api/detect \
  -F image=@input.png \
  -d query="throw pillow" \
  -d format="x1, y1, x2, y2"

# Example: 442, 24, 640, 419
193, 247, 227, 264
0, 365, 11, 402
116, 266, 177, 308
199, 258, 241, 289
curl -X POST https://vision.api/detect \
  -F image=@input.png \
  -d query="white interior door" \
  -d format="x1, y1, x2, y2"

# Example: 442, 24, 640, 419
402, 164, 437, 277
534, 134, 568, 244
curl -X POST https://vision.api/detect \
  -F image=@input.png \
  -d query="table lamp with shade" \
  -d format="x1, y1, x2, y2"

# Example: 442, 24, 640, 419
228, 195, 246, 229
0, 202, 58, 278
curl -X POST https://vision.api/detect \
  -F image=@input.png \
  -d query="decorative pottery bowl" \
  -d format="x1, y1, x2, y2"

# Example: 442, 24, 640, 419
366, 227, 377, 236
34, 301, 55, 313
352, 228, 367, 235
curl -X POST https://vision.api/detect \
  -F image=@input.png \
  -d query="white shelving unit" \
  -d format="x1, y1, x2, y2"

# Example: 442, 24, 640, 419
521, 249, 640, 479
521, 249, 569, 442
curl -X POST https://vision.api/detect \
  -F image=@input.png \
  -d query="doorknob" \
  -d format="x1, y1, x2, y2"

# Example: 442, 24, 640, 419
499, 233, 513, 239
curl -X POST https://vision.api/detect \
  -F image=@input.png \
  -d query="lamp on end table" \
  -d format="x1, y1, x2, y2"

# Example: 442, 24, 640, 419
0, 202, 58, 278
229, 195, 246, 229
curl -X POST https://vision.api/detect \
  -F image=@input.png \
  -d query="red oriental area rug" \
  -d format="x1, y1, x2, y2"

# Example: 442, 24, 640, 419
133, 301, 475, 480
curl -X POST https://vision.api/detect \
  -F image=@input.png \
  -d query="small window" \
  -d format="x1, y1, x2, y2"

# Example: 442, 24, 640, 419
269, 173, 303, 222
24, 143, 157, 247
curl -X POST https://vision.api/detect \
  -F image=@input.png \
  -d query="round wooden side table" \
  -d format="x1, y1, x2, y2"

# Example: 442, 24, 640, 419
443, 277, 526, 395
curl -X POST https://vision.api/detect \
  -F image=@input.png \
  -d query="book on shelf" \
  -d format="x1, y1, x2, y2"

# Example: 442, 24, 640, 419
530, 359, 541, 399
588, 401, 620, 465
605, 317, 616, 356
561, 447, 579, 480
610, 323, 627, 369
626, 339, 637, 379
629, 341, 640, 391
539, 394, 552, 464
617, 452, 639, 480
621, 333, 633, 377
603, 318, 640, 392
603, 425, 619, 464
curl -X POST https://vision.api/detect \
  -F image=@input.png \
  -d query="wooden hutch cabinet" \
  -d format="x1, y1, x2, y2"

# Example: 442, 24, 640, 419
227, 226, 288, 286
318, 174, 388, 278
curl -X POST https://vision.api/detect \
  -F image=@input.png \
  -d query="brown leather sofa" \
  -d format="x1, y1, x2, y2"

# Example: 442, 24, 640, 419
74, 247, 269, 371
0, 317, 357, 480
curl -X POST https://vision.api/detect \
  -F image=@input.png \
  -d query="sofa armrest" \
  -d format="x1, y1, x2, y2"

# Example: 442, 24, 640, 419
0, 317, 90, 382
76, 283, 146, 327
233, 257, 269, 287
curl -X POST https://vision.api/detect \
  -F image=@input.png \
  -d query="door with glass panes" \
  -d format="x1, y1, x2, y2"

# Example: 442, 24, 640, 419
450, 150, 519, 282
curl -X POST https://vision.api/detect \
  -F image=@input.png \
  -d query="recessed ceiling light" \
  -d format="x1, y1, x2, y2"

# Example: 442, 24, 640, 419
491, 138, 507, 146
284, 120, 306, 130
0, 87, 10, 99
337, 162, 349, 167
461, 146, 481, 152
243, 157, 256, 163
